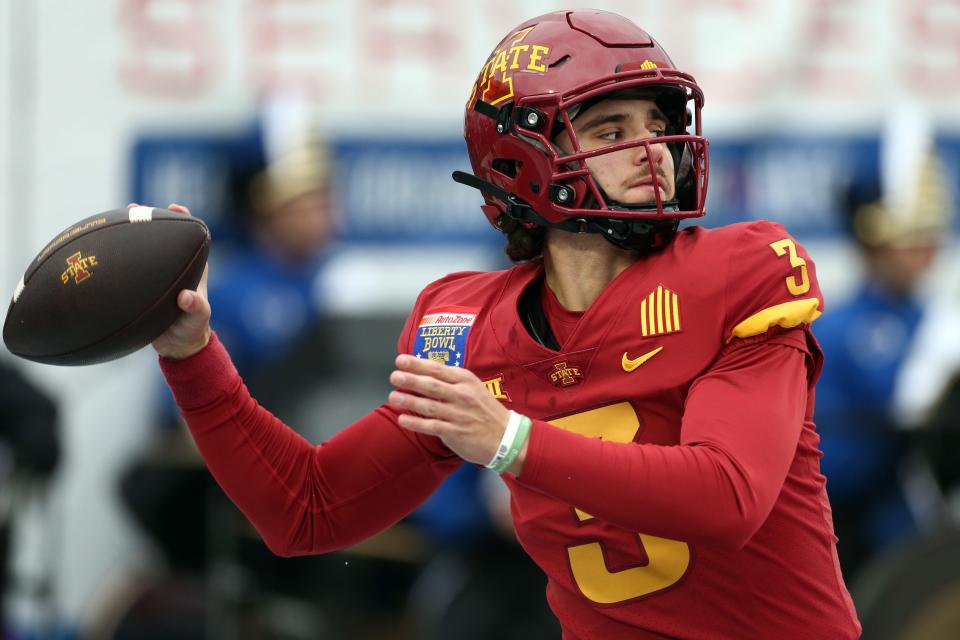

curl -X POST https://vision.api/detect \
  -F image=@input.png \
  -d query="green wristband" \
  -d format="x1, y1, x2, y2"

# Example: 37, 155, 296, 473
492, 415, 532, 474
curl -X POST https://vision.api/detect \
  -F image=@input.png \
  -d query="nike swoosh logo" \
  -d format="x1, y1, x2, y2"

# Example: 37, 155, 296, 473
621, 346, 664, 372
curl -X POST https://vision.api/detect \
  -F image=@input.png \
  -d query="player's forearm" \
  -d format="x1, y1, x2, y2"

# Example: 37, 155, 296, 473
201, 394, 459, 556
517, 341, 808, 550
517, 424, 763, 548
159, 333, 460, 556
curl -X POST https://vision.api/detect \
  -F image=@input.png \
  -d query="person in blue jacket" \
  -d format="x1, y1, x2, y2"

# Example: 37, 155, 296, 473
816, 145, 951, 579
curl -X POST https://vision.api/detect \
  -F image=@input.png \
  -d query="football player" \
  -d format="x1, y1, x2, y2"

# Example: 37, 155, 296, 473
153, 10, 862, 638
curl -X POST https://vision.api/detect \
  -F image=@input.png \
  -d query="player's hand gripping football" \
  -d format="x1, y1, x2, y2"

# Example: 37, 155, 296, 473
388, 356, 525, 474
127, 203, 212, 360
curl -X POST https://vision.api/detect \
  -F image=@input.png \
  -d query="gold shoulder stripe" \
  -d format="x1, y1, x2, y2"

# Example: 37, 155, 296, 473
727, 298, 822, 343
640, 285, 681, 337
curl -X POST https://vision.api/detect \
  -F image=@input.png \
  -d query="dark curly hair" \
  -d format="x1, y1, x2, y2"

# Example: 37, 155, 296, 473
498, 215, 546, 262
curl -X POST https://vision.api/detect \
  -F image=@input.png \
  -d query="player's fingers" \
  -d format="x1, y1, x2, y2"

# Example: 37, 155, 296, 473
176, 263, 210, 309
177, 285, 210, 316
389, 370, 455, 401
126, 202, 140, 209
395, 354, 471, 383
167, 203, 193, 216
388, 391, 455, 420
178, 290, 198, 314
396, 413, 448, 438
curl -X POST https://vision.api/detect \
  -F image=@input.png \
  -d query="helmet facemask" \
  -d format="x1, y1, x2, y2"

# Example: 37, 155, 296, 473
518, 68, 708, 226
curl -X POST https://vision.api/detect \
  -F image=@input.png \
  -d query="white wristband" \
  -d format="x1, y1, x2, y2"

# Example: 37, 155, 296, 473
486, 410, 523, 470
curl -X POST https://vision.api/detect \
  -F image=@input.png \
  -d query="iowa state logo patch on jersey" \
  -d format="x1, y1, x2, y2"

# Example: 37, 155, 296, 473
413, 307, 479, 367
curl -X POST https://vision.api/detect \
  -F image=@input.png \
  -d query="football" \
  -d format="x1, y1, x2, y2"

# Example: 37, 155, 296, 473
2, 207, 210, 366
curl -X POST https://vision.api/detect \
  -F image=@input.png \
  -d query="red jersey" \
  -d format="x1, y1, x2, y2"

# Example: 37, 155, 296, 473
161, 221, 861, 639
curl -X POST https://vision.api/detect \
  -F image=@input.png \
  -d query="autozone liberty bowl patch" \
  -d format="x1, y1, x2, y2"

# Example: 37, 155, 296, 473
413, 307, 479, 367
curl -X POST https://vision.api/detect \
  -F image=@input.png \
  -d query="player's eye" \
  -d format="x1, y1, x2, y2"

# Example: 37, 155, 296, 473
596, 130, 622, 142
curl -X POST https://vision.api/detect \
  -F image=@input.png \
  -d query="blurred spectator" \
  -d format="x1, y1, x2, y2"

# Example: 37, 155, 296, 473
0, 362, 60, 480
210, 142, 335, 378
0, 361, 60, 638
114, 125, 338, 639
893, 180, 960, 521
815, 127, 953, 580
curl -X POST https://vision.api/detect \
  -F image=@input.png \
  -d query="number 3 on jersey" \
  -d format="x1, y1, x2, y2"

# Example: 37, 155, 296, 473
551, 403, 690, 604
769, 238, 810, 296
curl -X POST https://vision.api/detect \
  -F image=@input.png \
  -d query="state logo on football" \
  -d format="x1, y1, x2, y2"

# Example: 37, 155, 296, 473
61, 251, 98, 285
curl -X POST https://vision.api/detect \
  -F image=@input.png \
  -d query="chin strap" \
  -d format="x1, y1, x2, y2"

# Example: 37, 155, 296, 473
596, 217, 679, 251
452, 170, 679, 252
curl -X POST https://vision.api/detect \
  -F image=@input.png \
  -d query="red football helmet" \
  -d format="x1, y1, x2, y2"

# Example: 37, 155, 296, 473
456, 10, 708, 247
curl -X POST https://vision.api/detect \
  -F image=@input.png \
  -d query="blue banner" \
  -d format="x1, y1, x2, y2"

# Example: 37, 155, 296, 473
131, 132, 960, 245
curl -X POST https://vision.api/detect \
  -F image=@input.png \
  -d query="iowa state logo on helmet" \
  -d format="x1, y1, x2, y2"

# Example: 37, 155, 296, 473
467, 26, 551, 109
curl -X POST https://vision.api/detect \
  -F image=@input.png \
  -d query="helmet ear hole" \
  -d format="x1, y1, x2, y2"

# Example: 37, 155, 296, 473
492, 158, 521, 178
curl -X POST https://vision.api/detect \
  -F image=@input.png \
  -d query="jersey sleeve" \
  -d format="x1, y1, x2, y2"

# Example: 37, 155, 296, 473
159, 288, 462, 557
720, 221, 824, 353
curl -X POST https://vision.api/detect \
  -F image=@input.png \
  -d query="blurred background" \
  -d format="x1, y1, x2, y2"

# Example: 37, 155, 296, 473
1, 0, 960, 638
